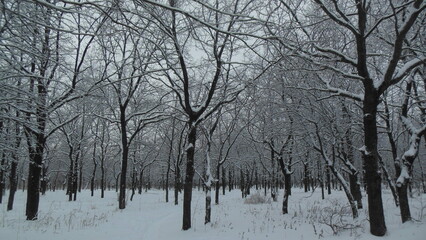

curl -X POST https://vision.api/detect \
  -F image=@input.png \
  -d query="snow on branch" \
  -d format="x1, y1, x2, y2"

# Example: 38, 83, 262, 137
311, 74, 364, 101
358, 145, 371, 156
313, 45, 357, 67
379, 0, 426, 93
313, 0, 358, 35
392, 57, 426, 82
396, 116, 426, 187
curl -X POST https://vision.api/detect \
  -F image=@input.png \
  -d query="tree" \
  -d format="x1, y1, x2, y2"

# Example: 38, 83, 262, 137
266, 0, 425, 235
143, 0, 252, 230
395, 76, 426, 223
96, 17, 165, 208
0, 1, 106, 220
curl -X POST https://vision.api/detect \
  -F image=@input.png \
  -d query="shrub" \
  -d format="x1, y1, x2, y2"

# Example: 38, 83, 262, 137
244, 192, 270, 204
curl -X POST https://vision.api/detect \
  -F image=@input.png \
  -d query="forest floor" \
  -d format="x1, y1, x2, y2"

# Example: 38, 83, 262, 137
1, 187, 425, 240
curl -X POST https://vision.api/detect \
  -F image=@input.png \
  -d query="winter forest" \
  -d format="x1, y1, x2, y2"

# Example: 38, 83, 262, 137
0, 0, 425, 239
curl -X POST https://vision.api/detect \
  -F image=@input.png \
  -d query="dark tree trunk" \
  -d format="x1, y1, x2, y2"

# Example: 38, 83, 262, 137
165, 166, 170, 202
215, 164, 220, 204
342, 103, 363, 209
240, 168, 245, 198
288, 153, 292, 196
7, 112, 21, 211
166, 120, 175, 203
78, 160, 83, 193
115, 173, 120, 193
0, 151, 5, 204
72, 153, 79, 201
67, 145, 74, 201
130, 167, 136, 201
228, 168, 233, 192
397, 183, 411, 222
7, 152, 18, 211
277, 152, 292, 215
91, 123, 98, 197
119, 106, 128, 210
318, 159, 325, 200
174, 166, 180, 205
91, 160, 97, 197
26, 143, 44, 220
326, 166, 331, 195
40, 164, 48, 195
282, 171, 291, 214
182, 124, 196, 230
303, 163, 309, 192
138, 168, 143, 195
362, 90, 386, 236
349, 173, 363, 209
101, 157, 105, 198
222, 166, 226, 195
383, 101, 400, 207
270, 140, 277, 201
254, 166, 258, 190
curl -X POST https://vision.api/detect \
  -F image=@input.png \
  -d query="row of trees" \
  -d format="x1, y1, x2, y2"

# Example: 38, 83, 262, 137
0, 0, 425, 237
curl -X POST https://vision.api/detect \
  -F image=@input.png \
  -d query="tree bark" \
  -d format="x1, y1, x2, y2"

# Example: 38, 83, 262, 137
397, 183, 411, 222
282, 169, 291, 214
119, 106, 128, 209
326, 166, 331, 195
0, 151, 5, 204
7, 155, 18, 211
174, 166, 180, 205
182, 124, 196, 230
362, 90, 386, 236
215, 164, 220, 204
26, 143, 44, 220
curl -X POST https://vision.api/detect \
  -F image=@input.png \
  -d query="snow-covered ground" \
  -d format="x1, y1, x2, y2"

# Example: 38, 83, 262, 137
1, 188, 425, 240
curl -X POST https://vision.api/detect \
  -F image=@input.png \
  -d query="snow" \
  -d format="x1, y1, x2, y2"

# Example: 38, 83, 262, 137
392, 57, 426, 81
396, 166, 410, 187
1, 188, 426, 240
185, 143, 194, 151
358, 145, 371, 156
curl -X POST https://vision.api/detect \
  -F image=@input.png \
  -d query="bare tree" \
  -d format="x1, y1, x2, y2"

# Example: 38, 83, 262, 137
266, 0, 425, 235
143, 0, 252, 230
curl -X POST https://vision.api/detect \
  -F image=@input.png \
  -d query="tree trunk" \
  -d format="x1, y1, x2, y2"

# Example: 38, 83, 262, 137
78, 160, 83, 193
130, 166, 136, 201
222, 166, 226, 195
270, 140, 277, 201
90, 161, 97, 197
282, 171, 291, 214
73, 153, 79, 201
326, 166, 331, 195
0, 151, 5, 204
254, 166, 258, 190
205, 185, 211, 224
318, 160, 325, 200
397, 183, 411, 222
115, 173, 120, 193
101, 157, 105, 198
304, 163, 309, 192
182, 124, 196, 230
240, 168, 245, 198
26, 143, 44, 220
40, 164, 47, 195
119, 106, 128, 210
228, 168, 233, 192
362, 92, 386, 236
215, 164, 220, 204
7, 152, 18, 211
349, 173, 363, 209
174, 166, 180, 205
